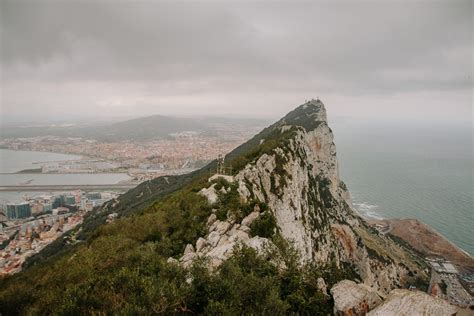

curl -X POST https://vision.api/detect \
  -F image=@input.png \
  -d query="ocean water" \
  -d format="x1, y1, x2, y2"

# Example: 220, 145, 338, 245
0, 149, 83, 173
0, 149, 130, 204
332, 119, 473, 256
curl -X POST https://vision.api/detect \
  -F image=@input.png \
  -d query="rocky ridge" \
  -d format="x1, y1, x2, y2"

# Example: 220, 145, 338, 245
173, 99, 428, 295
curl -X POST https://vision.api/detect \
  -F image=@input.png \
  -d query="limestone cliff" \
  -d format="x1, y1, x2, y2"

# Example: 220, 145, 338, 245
178, 99, 428, 294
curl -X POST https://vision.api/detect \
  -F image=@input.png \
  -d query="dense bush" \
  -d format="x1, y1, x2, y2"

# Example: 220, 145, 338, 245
250, 211, 277, 239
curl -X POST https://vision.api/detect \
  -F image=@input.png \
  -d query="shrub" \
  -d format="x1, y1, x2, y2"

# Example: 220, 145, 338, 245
250, 211, 277, 238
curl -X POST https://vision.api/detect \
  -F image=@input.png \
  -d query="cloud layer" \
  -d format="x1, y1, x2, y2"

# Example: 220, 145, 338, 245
1, 1, 472, 122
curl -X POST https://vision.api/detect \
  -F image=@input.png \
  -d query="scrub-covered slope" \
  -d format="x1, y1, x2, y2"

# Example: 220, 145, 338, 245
0, 99, 427, 314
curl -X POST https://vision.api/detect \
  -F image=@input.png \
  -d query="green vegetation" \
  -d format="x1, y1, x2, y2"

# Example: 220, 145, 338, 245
227, 124, 299, 176
250, 211, 277, 239
0, 176, 354, 314
0, 103, 366, 314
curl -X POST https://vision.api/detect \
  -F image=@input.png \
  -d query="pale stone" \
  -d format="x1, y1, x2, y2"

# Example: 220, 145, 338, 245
330, 280, 382, 316
245, 236, 271, 253
367, 289, 459, 316
196, 237, 207, 252
209, 219, 221, 232
199, 184, 218, 204
239, 225, 251, 233
180, 252, 196, 267
184, 244, 194, 255
237, 180, 251, 202
229, 230, 250, 243
207, 231, 221, 247
209, 174, 235, 183
215, 221, 231, 235
206, 213, 217, 228
217, 235, 230, 247
317, 277, 327, 294
241, 211, 260, 227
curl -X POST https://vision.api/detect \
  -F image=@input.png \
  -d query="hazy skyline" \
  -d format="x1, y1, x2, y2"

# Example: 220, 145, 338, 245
1, 0, 472, 123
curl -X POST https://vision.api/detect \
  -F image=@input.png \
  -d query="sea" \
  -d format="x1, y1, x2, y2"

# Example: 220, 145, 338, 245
0, 149, 130, 203
332, 119, 473, 257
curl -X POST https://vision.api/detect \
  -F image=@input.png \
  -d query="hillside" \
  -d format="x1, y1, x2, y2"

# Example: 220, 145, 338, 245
0, 100, 429, 314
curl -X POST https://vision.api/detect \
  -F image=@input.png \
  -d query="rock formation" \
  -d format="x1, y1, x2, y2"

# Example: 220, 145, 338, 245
174, 99, 428, 294
331, 280, 383, 315
367, 289, 460, 315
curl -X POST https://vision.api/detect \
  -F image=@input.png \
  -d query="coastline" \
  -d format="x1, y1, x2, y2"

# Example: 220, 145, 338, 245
366, 217, 474, 271
350, 194, 474, 264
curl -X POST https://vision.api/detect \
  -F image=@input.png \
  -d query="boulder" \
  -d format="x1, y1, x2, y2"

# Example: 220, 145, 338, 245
184, 244, 195, 255
215, 221, 231, 235
199, 184, 218, 204
245, 236, 271, 253
196, 237, 208, 252
209, 174, 234, 183
331, 280, 382, 316
217, 235, 230, 247
229, 230, 250, 243
367, 289, 459, 316
239, 225, 251, 233
180, 252, 196, 269
208, 231, 221, 247
206, 213, 217, 228
317, 277, 327, 294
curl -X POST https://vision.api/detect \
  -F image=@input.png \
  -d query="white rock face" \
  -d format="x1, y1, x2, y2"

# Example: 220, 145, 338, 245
184, 244, 195, 255
206, 213, 217, 228
207, 231, 221, 247
177, 100, 425, 294
199, 184, 219, 204
234, 121, 352, 264
195, 237, 207, 252
230, 100, 424, 292
331, 280, 383, 316
367, 289, 459, 316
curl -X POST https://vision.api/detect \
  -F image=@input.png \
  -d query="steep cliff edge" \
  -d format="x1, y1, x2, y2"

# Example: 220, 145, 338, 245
177, 99, 428, 293
0, 99, 430, 314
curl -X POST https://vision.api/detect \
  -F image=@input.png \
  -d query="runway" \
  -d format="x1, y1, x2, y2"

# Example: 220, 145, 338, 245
0, 184, 137, 192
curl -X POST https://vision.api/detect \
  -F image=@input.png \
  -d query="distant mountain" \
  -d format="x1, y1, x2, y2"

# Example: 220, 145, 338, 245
0, 115, 268, 141
83, 115, 210, 141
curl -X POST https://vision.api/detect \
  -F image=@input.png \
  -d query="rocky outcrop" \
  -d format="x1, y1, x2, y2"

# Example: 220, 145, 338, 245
178, 187, 275, 269
331, 280, 383, 315
232, 100, 426, 292
331, 281, 461, 316
176, 99, 427, 295
367, 289, 459, 315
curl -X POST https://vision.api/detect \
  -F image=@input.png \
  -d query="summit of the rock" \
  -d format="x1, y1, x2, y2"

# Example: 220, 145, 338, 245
277, 98, 328, 131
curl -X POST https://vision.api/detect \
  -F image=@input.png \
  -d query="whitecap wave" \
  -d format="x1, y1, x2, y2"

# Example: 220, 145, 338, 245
353, 201, 384, 220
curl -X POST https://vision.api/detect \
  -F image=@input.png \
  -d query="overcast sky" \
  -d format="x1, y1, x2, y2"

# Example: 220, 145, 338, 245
1, 0, 472, 124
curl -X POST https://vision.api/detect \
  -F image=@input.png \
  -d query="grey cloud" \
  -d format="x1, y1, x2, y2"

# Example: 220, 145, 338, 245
0, 0, 472, 120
